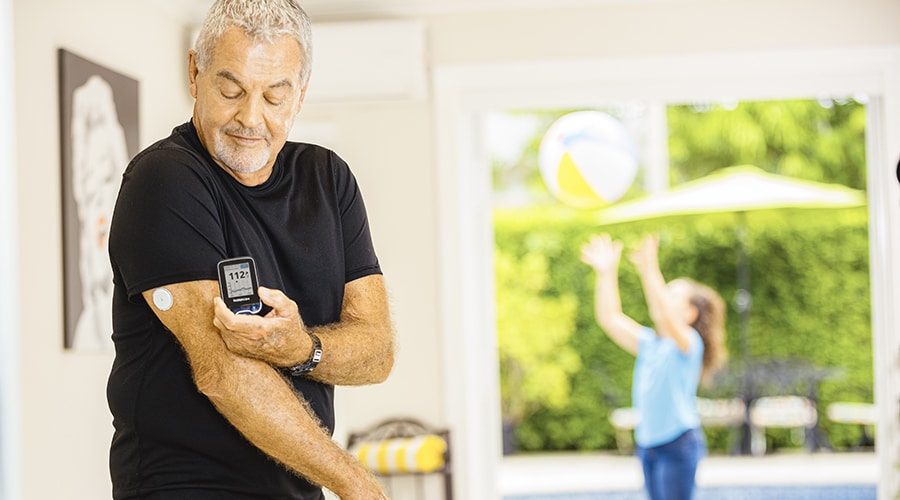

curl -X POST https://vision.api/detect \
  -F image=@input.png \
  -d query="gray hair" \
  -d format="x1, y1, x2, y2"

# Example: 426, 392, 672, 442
194, 0, 313, 85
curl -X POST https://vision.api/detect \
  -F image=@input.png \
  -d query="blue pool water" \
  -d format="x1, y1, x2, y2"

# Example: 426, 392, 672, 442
506, 484, 876, 500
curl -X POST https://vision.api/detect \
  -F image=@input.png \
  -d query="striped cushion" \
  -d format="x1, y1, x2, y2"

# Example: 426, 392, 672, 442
350, 434, 447, 474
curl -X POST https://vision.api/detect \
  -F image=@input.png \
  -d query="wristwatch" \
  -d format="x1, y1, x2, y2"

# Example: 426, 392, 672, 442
288, 331, 323, 376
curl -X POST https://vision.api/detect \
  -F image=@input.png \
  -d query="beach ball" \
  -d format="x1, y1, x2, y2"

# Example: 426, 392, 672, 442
538, 111, 638, 208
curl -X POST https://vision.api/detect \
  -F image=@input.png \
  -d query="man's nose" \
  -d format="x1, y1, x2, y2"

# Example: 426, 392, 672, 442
235, 95, 264, 130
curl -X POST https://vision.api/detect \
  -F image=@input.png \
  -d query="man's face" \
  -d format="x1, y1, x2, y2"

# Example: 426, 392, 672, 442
189, 26, 307, 185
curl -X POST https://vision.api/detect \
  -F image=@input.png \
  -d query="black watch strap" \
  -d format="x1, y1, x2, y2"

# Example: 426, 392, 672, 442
288, 331, 323, 376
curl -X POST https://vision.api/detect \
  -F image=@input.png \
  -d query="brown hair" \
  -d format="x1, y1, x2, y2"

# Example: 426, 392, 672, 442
683, 278, 728, 386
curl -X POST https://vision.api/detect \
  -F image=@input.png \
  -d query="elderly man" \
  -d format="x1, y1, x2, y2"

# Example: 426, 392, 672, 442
106, 1, 394, 498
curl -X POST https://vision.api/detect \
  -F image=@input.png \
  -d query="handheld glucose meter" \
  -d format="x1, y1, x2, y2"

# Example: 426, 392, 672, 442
217, 256, 263, 315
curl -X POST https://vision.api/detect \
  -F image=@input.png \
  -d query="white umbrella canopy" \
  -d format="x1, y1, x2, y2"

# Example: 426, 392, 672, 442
597, 164, 866, 225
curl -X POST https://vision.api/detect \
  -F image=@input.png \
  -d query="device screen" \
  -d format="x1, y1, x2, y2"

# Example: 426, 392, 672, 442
217, 257, 262, 314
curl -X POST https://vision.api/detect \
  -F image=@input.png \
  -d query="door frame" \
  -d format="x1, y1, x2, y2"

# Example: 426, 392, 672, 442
433, 46, 900, 499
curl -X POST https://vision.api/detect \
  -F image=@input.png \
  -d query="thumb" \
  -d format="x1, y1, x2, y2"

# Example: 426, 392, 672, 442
258, 286, 290, 309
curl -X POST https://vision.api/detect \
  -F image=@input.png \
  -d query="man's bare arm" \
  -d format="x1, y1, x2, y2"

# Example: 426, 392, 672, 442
143, 281, 387, 499
214, 274, 395, 386
310, 274, 394, 385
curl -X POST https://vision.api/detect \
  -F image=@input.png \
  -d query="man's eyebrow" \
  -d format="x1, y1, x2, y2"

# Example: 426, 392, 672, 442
216, 70, 293, 90
268, 79, 293, 90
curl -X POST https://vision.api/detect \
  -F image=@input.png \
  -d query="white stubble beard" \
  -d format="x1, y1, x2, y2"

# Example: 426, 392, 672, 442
215, 125, 272, 174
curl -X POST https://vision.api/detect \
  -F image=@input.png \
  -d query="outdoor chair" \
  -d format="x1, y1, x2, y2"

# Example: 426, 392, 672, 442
608, 398, 746, 454
748, 395, 818, 456
347, 417, 452, 500
827, 401, 877, 449
608, 407, 640, 454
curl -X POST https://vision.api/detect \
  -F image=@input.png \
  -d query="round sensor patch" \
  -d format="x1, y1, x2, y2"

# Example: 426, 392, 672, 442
152, 288, 174, 311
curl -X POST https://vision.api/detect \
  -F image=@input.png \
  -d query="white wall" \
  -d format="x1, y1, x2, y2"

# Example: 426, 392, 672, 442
13, 1, 191, 498
425, 0, 900, 64
296, 101, 445, 441
10, 0, 900, 499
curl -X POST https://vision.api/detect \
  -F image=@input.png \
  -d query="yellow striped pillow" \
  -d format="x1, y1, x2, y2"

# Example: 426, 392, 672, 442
350, 434, 447, 474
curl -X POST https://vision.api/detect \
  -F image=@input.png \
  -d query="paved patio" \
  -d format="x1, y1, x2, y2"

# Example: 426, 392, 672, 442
499, 450, 878, 496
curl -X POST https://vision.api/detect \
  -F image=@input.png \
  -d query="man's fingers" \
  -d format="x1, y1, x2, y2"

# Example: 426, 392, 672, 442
259, 286, 291, 309
259, 287, 301, 321
213, 297, 266, 337
212, 297, 236, 328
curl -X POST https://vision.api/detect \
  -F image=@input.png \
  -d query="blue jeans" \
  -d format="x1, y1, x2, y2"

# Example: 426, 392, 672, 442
636, 428, 707, 500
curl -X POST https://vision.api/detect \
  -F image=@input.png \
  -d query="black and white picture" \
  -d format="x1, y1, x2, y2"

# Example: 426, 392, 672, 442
59, 49, 139, 351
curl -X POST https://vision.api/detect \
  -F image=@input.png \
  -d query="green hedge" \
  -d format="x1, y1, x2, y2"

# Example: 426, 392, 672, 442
494, 205, 873, 453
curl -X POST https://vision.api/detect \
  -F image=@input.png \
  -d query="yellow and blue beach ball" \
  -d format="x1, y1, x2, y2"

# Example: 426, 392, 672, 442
539, 111, 638, 208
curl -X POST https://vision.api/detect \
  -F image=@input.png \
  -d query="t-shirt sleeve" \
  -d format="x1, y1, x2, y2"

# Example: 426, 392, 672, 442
109, 148, 226, 301
332, 152, 381, 282
636, 326, 656, 354
686, 327, 704, 360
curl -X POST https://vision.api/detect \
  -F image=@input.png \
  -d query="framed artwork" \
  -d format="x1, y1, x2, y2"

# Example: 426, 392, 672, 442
58, 49, 139, 351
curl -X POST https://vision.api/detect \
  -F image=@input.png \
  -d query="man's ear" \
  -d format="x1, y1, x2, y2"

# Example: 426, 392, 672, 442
187, 50, 199, 99
686, 304, 700, 326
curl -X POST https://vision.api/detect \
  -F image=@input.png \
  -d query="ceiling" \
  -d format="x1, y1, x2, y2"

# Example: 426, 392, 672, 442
157, 0, 655, 24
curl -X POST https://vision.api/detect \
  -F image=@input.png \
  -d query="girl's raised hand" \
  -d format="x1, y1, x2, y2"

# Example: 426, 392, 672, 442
628, 234, 660, 271
580, 234, 623, 273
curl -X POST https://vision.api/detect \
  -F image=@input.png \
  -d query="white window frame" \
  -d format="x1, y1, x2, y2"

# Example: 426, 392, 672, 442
0, 0, 20, 499
433, 47, 900, 500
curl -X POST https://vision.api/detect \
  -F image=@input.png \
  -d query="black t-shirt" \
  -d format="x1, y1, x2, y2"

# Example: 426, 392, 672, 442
107, 121, 381, 499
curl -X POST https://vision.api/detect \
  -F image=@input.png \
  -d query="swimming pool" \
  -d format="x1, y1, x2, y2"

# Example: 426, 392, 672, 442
506, 484, 876, 500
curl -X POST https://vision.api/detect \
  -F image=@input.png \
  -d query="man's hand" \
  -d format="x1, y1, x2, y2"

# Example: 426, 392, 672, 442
334, 469, 391, 500
213, 286, 311, 367
214, 274, 394, 386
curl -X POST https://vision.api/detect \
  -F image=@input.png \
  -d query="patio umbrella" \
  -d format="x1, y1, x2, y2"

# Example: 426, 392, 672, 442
595, 164, 866, 339
597, 164, 865, 224
595, 165, 866, 453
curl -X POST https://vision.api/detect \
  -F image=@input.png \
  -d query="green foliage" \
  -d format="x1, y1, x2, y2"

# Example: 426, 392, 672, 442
495, 246, 582, 424
494, 205, 873, 453
667, 99, 867, 189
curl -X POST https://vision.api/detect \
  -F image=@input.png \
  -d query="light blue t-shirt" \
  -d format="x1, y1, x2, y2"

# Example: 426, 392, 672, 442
632, 326, 704, 448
